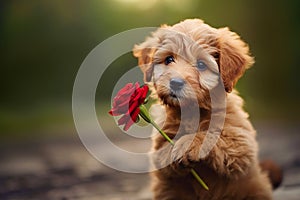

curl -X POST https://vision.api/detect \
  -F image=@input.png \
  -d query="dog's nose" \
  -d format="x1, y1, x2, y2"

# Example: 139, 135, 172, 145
170, 78, 185, 91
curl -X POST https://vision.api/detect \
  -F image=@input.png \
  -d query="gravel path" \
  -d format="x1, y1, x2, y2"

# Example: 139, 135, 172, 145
0, 123, 299, 200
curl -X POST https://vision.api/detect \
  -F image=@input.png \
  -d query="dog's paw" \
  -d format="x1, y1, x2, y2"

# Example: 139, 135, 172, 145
171, 134, 202, 167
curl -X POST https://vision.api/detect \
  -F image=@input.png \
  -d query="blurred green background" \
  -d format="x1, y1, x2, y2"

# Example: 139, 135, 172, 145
1, 0, 299, 139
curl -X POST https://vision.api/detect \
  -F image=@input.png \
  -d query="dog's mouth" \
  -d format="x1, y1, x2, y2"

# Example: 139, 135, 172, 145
170, 89, 186, 99
157, 90, 186, 107
170, 92, 181, 99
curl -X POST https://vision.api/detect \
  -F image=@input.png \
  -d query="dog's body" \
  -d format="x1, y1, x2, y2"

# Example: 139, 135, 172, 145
149, 93, 272, 200
134, 19, 275, 200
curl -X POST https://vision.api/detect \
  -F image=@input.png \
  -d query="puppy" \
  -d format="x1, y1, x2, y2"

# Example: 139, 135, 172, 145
134, 19, 275, 200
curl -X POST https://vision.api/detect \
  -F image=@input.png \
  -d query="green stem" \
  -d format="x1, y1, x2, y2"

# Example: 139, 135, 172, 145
139, 105, 174, 145
191, 168, 209, 190
150, 119, 175, 146
139, 104, 208, 190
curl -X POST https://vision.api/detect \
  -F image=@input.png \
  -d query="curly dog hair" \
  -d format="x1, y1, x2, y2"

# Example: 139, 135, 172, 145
133, 19, 281, 200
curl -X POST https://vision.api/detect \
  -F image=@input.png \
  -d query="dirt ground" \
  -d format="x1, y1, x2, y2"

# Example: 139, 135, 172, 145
0, 123, 299, 200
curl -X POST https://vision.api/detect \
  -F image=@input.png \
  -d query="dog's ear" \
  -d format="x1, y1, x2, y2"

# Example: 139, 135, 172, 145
217, 27, 254, 92
133, 37, 158, 82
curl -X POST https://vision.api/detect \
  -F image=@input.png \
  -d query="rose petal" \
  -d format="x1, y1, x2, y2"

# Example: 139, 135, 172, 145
109, 82, 149, 131
118, 114, 130, 126
123, 108, 140, 131
139, 86, 149, 104
117, 98, 131, 109
134, 82, 140, 89
109, 108, 125, 116
130, 107, 140, 122
118, 83, 133, 94
108, 110, 114, 116
128, 100, 139, 114
142, 85, 149, 99
118, 83, 135, 96
123, 118, 135, 131
132, 89, 142, 100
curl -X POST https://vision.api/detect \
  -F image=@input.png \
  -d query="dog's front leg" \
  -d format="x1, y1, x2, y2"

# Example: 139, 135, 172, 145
151, 141, 182, 176
170, 133, 205, 169
152, 135, 199, 176
170, 130, 257, 178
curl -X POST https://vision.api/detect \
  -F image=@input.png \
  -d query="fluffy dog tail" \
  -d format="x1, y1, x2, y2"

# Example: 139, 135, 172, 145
260, 160, 283, 189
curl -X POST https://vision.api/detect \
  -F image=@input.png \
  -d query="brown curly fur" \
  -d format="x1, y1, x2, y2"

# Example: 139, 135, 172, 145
133, 19, 274, 200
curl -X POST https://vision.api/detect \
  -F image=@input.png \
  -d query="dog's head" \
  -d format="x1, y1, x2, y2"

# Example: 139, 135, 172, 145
133, 19, 254, 108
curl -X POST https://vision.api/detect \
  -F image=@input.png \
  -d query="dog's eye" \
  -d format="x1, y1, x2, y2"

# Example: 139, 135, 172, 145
164, 55, 175, 65
197, 60, 207, 71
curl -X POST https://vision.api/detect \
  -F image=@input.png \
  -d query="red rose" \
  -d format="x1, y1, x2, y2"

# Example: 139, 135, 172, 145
108, 82, 208, 189
109, 82, 149, 131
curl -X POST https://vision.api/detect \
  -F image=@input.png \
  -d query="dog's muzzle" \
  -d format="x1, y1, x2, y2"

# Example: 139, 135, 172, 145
170, 78, 185, 92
